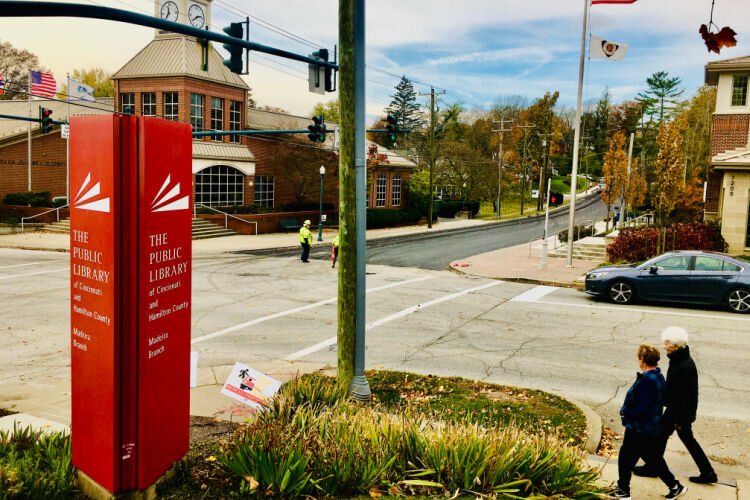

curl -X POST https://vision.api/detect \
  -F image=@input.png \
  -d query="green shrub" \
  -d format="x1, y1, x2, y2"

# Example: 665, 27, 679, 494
0, 425, 74, 499
437, 200, 480, 218
558, 222, 594, 243
366, 208, 422, 229
606, 222, 727, 263
2, 191, 53, 207
220, 396, 603, 497
219, 373, 604, 497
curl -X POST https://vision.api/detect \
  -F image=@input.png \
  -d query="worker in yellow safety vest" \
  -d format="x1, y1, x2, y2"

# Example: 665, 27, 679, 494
331, 233, 340, 268
299, 220, 312, 262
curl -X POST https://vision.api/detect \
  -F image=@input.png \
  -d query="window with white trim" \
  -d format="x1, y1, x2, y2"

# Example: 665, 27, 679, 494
376, 173, 387, 207
163, 92, 178, 121
141, 92, 156, 116
195, 165, 244, 206
190, 93, 204, 132
254, 175, 274, 208
210, 97, 223, 142
732, 75, 748, 107
229, 100, 242, 144
391, 173, 401, 206
120, 93, 135, 115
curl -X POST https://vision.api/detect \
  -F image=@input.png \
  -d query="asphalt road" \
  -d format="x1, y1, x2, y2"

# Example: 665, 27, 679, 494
2, 247, 748, 481
307, 195, 607, 270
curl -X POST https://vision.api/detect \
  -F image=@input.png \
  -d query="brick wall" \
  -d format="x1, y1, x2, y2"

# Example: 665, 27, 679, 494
711, 114, 750, 156
705, 114, 750, 215
246, 136, 339, 209
198, 210, 335, 235
115, 76, 247, 146
0, 132, 67, 202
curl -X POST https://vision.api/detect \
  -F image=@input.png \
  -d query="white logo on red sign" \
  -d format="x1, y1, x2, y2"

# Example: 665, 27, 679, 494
152, 174, 189, 212
73, 172, 111, 213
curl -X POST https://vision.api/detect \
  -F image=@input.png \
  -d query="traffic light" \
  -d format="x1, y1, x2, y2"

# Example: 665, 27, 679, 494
222, 22, 244, 74
39, 107, 53, 134
385, 114, 398, 142
307, 115, 326, 142
308, 49, 334, 94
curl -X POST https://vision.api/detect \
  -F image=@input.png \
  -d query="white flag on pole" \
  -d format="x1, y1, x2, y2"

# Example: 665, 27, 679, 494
590, 35, 629, 60
67, 77, 95, 102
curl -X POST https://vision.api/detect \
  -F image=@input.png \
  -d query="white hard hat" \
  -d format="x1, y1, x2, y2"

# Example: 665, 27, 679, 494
304, 219, 311, 225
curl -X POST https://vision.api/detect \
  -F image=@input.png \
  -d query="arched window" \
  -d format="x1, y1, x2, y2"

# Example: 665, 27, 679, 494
195, 165, 244, 206
376, 173, 387, 207
391, 174, 401, 207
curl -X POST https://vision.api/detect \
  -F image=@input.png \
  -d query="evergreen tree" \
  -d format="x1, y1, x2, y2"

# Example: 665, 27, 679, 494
637, 71, 684, 123
385, 76, 422, 133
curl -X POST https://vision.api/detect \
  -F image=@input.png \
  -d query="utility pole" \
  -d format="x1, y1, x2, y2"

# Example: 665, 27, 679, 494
516, 123, 534, 215
492, 118, 513, 219
337, 0, 369, 400
538, 132, 553, 212
418, 87, 445, 228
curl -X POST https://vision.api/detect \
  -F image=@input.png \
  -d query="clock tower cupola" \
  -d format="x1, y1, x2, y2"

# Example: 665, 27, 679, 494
155, 0, 211, 37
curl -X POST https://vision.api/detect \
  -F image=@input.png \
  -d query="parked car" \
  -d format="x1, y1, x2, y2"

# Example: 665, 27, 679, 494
584, 250, 750, 313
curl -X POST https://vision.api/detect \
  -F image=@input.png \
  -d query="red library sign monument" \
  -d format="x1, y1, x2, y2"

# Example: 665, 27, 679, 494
69, 115, 192, 494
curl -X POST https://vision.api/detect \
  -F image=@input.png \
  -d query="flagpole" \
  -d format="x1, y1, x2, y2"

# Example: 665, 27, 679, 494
565, 0, 591, 267
27, 70, 32, 192
66, 74, 70, 203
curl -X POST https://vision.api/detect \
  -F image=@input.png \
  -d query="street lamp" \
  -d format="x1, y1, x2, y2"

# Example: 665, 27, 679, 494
318, 165, 325, 241
462, 182, 467, 210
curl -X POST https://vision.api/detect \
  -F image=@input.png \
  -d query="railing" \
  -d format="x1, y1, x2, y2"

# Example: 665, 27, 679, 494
619, 212, 653, 229
20, 204, 69, 232
193, 203, 258, 235
527, 218, 597, 256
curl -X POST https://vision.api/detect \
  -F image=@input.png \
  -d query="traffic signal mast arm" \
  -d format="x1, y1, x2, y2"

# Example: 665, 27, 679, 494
0, 1, 338, 71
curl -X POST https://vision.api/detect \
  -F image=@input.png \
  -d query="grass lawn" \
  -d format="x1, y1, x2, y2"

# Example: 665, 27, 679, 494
736, 255, 750, 263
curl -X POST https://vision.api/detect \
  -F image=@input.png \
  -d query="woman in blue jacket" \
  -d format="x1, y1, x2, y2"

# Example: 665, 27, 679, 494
615, 344, 687, 499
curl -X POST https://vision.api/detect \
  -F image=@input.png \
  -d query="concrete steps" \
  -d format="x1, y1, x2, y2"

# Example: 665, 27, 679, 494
191, 218, 237, 240
43, 218, 71, 234
41, 217, 238, 240
549, 237, 607, 261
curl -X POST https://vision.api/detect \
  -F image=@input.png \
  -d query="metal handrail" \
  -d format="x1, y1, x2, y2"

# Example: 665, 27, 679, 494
620, 213, 653, 229
20, 204, 69, 232
193, 203, 258, 235
527, 218, 598, 256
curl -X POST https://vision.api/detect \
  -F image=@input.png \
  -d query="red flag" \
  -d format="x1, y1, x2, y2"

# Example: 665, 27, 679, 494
592, 0, 637, 4
30, 70, 57, 98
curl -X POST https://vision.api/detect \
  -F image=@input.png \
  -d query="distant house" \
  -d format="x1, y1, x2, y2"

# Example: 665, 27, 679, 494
704, 56, 750, 254
0, 0, 414, 216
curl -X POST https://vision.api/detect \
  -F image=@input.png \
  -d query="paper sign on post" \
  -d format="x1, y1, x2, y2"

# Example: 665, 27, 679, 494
221, 362, 281, 409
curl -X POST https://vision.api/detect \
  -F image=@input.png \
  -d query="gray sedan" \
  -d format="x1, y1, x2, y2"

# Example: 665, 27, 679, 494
584, 251, 750, 313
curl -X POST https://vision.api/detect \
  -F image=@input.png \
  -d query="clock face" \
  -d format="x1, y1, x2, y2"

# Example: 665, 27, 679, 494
188, 4, 205, 28
160, 0, 179, 22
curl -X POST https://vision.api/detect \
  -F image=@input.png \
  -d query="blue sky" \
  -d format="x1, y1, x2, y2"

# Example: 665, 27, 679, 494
1, 0, 748, 121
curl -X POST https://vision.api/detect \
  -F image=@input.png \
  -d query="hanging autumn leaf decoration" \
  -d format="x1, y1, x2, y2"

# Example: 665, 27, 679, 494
700, 0, 737, 54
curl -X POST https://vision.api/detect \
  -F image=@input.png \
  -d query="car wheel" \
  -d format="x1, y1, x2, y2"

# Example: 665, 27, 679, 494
726, 288, 750, 314
608, 280, 635, 304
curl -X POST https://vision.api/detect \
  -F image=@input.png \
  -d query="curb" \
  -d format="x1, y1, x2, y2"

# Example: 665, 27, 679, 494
559, 395, 602, 455
447, 267, 587, 290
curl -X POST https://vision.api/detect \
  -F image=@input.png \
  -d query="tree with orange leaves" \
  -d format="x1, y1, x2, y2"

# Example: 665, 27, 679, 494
601, 131, 629, 231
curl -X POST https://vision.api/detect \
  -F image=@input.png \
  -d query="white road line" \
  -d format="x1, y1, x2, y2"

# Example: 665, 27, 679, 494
0, 261, 51, 270
0, 267, 69, 280
525, 299, 750, 322
191, 276, 433, 344
510, 285, 558, 302
285, 280, 501, 361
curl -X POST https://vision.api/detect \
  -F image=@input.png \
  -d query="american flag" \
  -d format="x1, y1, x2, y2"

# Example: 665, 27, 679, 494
30, 70, 57, 98
591, 0, 637, 4
0, 74, 5, 96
